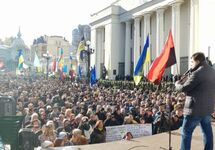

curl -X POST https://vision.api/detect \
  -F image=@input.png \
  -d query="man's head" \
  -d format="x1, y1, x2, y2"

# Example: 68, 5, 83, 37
191, 52, 206, 69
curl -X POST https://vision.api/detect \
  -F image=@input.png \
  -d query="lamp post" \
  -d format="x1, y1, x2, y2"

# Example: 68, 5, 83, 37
82, 41, 94, 84
43, 51, 52, 79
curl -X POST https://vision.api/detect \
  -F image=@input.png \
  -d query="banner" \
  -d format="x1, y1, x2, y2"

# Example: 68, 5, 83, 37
105, 124, 152, 142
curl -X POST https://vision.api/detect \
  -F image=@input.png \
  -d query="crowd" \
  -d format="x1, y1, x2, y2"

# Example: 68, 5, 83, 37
0, 73, 214, 149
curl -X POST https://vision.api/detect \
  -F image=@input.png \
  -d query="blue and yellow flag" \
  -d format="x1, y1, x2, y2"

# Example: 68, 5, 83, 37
90, 65, 97, 86
18, 49, 24, 70
77, 41, 85, 53
134, 35, 150, 85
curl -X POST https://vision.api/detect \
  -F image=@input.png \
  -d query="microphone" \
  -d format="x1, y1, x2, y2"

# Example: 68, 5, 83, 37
183, 68, 192, 76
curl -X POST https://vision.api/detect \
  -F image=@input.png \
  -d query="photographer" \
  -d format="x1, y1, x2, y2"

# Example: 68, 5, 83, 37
153, 103, 170, 134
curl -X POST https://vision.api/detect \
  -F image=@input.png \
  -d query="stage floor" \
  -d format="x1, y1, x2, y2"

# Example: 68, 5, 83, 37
52, 123, 215, 150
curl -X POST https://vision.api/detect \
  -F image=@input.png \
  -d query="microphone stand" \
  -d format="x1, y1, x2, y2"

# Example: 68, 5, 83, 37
160, 103, 172, 150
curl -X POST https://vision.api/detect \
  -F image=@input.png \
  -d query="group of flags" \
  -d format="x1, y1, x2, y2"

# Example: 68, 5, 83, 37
33, 47, 67, 80
134, 30, 176, 85
17, 30, 175, 86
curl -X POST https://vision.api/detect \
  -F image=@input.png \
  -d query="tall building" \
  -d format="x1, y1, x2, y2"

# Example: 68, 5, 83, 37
31, 35, 71, 72
90, 0, 215, 79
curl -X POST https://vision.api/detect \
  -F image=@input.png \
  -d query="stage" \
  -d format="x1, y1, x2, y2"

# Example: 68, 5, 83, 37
52, 123, 215, 150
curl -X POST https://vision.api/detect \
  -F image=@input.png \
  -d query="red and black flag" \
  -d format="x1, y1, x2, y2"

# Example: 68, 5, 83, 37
146, 31, 176, 84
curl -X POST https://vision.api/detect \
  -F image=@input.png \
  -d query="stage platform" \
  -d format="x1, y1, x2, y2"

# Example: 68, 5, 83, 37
52, 123, 215, 150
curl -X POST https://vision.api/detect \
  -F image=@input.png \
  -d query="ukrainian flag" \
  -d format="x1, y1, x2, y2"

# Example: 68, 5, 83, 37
77, 40, 85, 53
18, 49, 24, 70
134, 35, 150, 85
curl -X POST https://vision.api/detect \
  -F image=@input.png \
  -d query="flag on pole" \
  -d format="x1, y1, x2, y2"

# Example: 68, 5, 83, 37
52, 58, 56, 72
133, 35, 150, 85
58, 48, 64, 70
146, 31, 176, 84
77, 37, 85, 53
63, 65, 67, 73
34, 51, 40, 67
78, 65, 82, 78
90, 65, 97, 86
18, 49, 24, 70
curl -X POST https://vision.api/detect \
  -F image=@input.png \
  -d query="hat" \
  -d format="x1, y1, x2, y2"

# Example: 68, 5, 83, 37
58, 132, 67, 139
46, 105, 52, 109
41, 140, 53, 148
46, 120, 54, 127
82, 116, 89, 122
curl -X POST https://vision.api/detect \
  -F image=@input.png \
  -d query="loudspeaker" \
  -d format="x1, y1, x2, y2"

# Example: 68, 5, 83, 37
0, 96, 16, 116
18, 128, 35, 150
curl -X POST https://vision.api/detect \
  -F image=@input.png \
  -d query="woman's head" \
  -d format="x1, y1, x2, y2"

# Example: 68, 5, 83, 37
123, 132, 133, 140
94, 120, 104, 129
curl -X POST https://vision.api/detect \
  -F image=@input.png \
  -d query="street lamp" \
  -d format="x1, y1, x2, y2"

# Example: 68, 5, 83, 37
43, 51, 52, 79
82, 40, 94, 84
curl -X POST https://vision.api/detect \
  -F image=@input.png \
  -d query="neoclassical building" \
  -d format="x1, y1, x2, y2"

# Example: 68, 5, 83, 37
0, 29, 31, 72
90, 0, 215, 79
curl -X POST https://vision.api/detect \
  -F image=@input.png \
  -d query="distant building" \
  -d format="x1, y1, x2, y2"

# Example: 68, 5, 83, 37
0, 29, 31, 72
31, 35, 71, 73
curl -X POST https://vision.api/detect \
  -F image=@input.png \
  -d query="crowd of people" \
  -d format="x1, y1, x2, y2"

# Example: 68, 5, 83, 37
0, 73, 214, 149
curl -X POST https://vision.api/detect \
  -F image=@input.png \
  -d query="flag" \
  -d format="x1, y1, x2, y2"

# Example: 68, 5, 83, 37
146, 31, 176, 84
18, 49, 24, 70
52, 58, 56, 72
77, 37, 85, 53
23, 63, 29, 69
90, 66, 97, 86
58, 48, 64, 70
63, 65, 67, 73
34, 52, 40, 67
78, 65, 82, 78
133, 35, 150, 85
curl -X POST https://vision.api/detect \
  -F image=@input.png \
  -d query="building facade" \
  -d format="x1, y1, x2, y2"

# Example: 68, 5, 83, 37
31, 35, 71, 73
0, 29, 31, 72
90, 0, 215, 79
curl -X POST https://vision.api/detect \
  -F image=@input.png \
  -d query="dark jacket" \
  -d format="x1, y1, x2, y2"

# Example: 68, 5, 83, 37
175, 62, 215, 117
90, 128, 106, 144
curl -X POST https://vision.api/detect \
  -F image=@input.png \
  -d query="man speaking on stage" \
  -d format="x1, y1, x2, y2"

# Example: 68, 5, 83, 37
175, 52, 215, 150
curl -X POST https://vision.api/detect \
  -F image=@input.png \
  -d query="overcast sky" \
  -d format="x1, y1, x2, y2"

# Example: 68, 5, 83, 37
0, 0, 116, 47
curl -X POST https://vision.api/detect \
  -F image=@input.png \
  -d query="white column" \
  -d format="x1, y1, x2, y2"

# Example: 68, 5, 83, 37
101, 28, 105, 66
189, 0, 199, 64
143, 13, 151, 75
96, 28, 102, 78
156, 8, 165, 56
125, 21, 131, 76
90, 28, 96, 67
171, 0, 184, 75
133, 17, 141, 73
141, 17, 144, 51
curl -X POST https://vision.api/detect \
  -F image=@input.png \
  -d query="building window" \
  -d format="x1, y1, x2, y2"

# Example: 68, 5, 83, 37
118, 62, 125, 77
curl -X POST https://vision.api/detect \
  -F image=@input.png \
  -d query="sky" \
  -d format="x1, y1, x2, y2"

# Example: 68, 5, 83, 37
0, 0, 116, 47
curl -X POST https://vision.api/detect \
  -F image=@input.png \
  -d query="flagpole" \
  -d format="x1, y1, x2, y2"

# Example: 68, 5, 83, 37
176, 63, 179, 75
